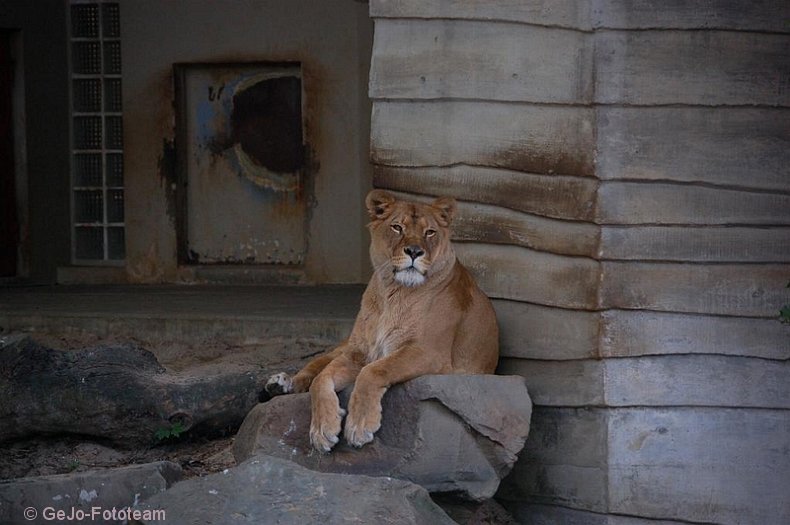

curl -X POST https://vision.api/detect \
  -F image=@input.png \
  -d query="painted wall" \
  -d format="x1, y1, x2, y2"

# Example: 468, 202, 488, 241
0, 0, 71, 283
369, 1, 790, 523
121, 0, 373, 284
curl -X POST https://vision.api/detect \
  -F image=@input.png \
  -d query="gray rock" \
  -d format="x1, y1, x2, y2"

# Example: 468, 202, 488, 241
234, 374, 532, 501
0, 461, 181, 525
131, 455, 455, 525
0, 335, 300, 446
433, 495, 518, 525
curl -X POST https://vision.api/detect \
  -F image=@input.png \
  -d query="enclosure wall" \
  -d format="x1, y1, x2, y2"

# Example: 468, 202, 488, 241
369, 1, 790, 523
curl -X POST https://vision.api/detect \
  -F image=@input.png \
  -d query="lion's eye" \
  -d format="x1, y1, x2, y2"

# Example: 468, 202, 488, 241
391, 224, 403, 234
425, 229, 436, 238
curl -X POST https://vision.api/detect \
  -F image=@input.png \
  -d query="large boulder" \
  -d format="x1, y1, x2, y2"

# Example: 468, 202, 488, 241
131, 455, 455, 525
0, 461, 181, 525
234, 374, 532, 501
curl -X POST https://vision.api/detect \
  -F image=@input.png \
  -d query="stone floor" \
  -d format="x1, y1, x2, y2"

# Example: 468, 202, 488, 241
0, 284, 364, 346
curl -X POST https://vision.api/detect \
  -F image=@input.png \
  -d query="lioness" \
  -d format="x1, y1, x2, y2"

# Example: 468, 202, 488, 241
266, 190, 499, 452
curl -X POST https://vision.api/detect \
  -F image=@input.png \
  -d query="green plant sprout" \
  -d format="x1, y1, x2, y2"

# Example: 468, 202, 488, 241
154, 421, 187, 442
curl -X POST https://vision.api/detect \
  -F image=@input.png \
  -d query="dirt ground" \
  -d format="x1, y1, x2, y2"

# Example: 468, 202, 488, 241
26, 331, 333, 375
0, 434, 236, 480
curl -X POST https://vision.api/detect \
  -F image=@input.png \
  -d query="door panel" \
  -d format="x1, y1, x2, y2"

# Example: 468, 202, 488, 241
176, 63, 307, 265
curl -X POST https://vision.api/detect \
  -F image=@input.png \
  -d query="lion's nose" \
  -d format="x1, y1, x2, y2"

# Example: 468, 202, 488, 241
404, 245, 425, 260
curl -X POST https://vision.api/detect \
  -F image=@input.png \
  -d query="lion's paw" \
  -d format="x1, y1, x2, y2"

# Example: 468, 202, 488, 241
265, 372, 293, 397
343, 407, 381, 448
310, 405, 346, 453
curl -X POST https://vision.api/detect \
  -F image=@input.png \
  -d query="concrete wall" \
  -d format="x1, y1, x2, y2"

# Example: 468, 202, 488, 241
121, 0, 373, 284
369, 1, 790, 523
0, 0, 71, 283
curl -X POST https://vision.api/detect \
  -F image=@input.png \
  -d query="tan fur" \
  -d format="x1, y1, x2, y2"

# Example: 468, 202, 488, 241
267, 190, 499, 452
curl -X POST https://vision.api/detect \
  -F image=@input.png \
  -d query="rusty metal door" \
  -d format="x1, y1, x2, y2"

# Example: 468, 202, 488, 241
175, 63, 307, 265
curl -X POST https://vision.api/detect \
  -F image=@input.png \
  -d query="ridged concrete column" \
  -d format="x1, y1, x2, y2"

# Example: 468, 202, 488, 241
369, 1, 790, 523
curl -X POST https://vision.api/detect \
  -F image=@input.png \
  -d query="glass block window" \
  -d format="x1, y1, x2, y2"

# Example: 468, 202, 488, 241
70, 1, 124, 263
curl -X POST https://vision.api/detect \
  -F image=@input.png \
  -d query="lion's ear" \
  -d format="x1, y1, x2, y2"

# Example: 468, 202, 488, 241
366, 189, 396, 221
432, 196, 457, 226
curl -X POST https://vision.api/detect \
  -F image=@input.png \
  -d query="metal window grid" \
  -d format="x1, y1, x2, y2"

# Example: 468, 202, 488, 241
69, 1, 125, 264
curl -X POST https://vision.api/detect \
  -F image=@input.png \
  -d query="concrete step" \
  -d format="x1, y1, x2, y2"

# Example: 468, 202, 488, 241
0, 285, 363, 348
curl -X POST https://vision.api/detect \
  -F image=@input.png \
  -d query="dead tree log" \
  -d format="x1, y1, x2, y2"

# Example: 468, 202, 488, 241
0, 335, 299, 447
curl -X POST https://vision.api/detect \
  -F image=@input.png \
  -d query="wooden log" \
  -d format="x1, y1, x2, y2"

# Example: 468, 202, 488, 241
597, 107, 790, 192
456, 243, 600, 310
592, 0, 790, 33
600, 261, 790, 316
597, 182, 790, 225
608, 407, 790, 523
371, 101, 596, 177
600, 226, 790, 262
595, 31, 790, 106
370, 0, 591, 30
601, 309, 790, 361
494, 300, 600, 360
370, 19, 592, 103
0, 335, 305, 446
374, 165, 599, 221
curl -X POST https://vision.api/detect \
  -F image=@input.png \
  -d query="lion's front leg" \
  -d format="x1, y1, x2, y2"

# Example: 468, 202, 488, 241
309, 375, 346, 453
265, 344, 347, 397
308, 352, 363, 453
344, 345, 449, 448
344, 381, 386, 448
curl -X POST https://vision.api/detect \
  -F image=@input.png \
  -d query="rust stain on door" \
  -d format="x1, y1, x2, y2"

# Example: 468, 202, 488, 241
178, 63, 308, 265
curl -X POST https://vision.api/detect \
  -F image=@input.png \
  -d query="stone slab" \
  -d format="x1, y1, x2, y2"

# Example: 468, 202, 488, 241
605, 354, 790, 409
601, 226, 790, 262
495, 300, 600, 360
371, 101, 595, 177
384, 188, 599, 257
600, 261, 790, 316
592, 0, 790, 33
371, 19, 592, 103
132, 455, 455, 525
597, 182, 790, 226
0, 462, 181, 525
498, 407, 608, 513
601, 309, 790, 360
375, 165, 599, 222
597, 107, 790, 191
608, 408, 790, 524
595, 31, 790, 106
457, 243, 600, 310
370, 0, 591, 29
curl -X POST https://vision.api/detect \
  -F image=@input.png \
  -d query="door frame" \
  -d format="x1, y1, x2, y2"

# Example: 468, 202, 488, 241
0, 30, 27, 280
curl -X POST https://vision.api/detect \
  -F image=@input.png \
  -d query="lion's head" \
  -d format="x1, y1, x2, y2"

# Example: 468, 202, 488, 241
365, 190, 457, 287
